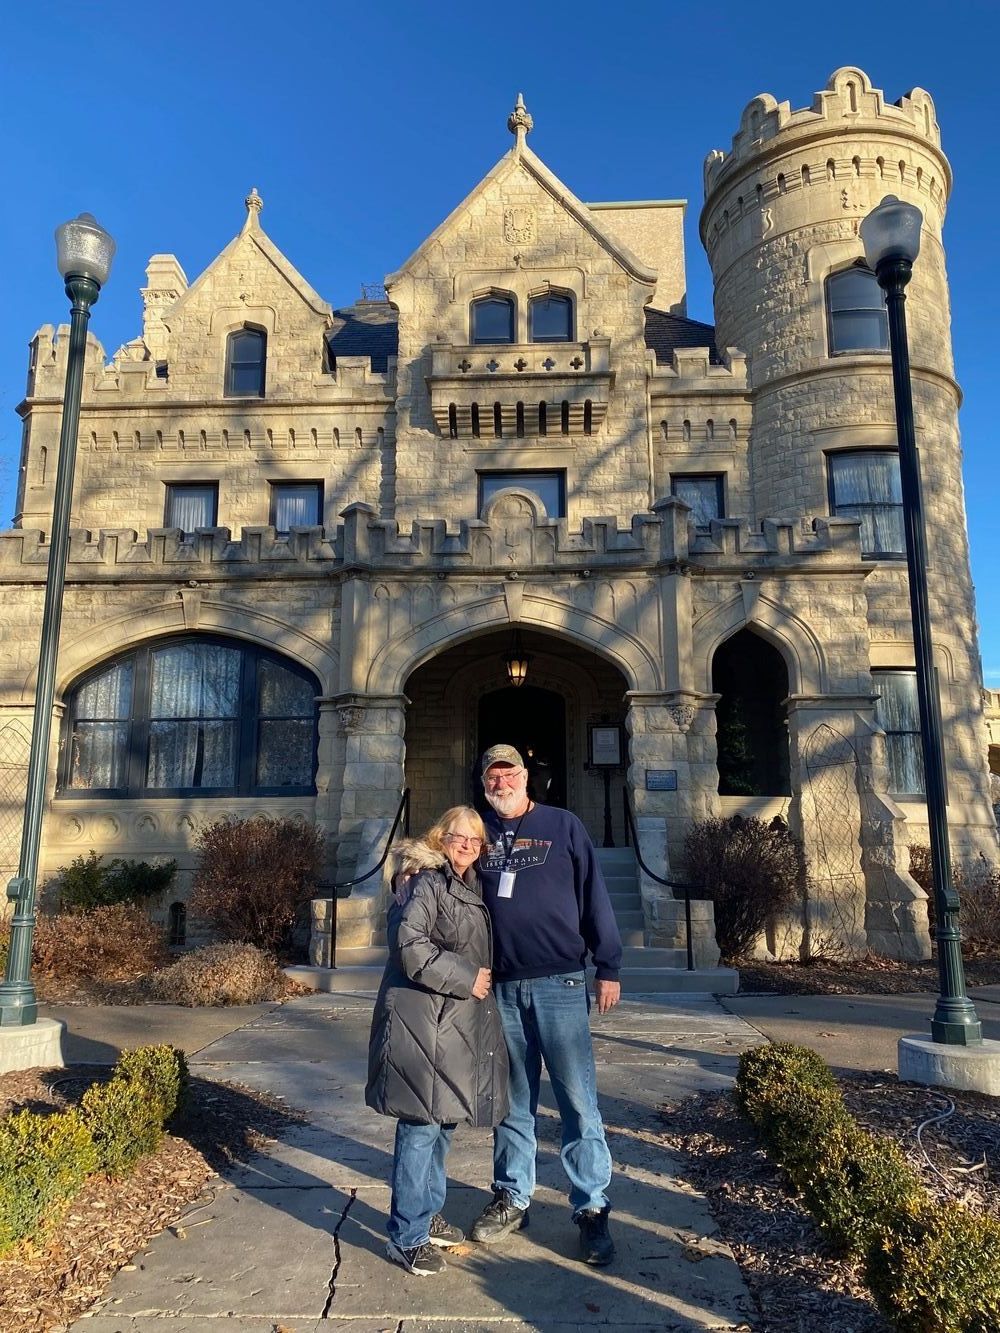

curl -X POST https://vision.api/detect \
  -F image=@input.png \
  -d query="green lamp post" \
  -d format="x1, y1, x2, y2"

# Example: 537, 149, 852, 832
860, 195, 982, 1046
0, 213, 115, 1028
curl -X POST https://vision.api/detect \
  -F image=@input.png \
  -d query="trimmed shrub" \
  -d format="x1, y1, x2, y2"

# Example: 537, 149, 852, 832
149, 942, 290, 1006
32, 903, 165, 983
865, 1198, 1000, 1333
189, 815, 323, 953
56, 850, 176, 912
0, 1107, 97, 1253
114, 1044, 189, 1121
684, 816, 807, 962
80, 1077, 161, 1177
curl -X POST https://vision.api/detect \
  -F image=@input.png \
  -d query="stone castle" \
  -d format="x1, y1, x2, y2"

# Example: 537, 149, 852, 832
3, 67, 997, 970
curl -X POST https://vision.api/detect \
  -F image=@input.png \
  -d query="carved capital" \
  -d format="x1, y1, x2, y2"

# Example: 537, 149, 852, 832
669, 704, 697, 733
337, 704, 365, 734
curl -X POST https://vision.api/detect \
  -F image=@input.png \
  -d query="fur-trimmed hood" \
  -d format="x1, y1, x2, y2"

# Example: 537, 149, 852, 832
384, 837, 447, 884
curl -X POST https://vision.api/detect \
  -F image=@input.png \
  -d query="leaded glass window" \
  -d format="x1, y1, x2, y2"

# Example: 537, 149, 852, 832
61, 638, 317, 797
828, 450, 904, 557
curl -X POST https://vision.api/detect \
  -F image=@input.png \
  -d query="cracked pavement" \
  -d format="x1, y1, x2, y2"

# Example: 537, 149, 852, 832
72, 991, 764, 1332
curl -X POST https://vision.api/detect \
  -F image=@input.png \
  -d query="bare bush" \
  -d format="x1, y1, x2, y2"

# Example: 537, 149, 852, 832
149, 942, 290, 1006
189, 816, 324, 954
908, 844, 1000, 954
684, 816, 807, 964
32, 905, 165, 982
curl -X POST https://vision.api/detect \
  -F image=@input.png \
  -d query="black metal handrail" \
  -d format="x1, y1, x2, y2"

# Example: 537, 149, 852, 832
326, 788, 410, 968
621, 787, 698, 972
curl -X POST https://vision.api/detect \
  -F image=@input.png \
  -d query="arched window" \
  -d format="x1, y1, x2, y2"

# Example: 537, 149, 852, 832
471, 295, 515, 345
61, 637, 318, 797
712, 630, 790, 796
825, 266, 888, 354
528, 293, 573, 342
225, 327, 267, 396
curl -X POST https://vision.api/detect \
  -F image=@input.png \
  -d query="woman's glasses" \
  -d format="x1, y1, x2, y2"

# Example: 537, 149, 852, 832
444, 833, 483, 849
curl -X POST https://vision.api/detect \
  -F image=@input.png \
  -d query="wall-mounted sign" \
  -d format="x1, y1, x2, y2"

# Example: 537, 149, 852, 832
589, 724, 623, 768
645, 769, 678, 791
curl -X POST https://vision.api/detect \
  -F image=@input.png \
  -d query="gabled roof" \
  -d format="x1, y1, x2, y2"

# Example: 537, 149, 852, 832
644, 309, 721, 365
385, 135, 657, 290
164, 190, 333, 326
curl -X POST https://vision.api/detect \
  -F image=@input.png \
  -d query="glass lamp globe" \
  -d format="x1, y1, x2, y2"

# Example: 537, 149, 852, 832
860, 195, 923, 271
54, 213, 116, 286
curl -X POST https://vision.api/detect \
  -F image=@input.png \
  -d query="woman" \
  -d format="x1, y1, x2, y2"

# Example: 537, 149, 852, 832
365, 805, 509, 1276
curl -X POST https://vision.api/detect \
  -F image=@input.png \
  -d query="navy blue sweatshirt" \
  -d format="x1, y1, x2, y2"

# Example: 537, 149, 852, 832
478, 803, 622, 982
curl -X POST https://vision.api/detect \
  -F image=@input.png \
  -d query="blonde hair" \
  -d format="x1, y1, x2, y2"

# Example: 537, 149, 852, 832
424, 805, 487, 856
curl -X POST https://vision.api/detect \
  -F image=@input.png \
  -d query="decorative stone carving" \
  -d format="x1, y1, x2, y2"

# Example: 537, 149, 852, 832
503, 206, 535, 245
338, 704, 365, 733
669, 704, 697, 733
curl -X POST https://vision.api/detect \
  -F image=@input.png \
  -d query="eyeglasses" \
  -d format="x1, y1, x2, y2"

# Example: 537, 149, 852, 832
444, 833, 483, 849
484, 768, 525, 787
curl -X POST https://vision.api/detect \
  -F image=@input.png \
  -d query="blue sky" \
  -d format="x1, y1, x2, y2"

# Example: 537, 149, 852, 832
1, 1, 997, 680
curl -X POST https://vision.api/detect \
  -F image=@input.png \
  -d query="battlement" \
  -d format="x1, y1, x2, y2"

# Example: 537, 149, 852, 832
704, 67, 947, 200
0, 502, 865, 579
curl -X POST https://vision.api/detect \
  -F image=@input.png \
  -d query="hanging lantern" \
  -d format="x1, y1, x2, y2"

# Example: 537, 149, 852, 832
504, 630, 530, 687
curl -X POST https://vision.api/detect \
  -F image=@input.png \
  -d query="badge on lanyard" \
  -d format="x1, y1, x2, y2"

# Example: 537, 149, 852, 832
498, 870, 516, 899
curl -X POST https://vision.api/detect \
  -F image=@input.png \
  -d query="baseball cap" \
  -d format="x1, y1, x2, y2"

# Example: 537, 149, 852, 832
481, 744, 525, 775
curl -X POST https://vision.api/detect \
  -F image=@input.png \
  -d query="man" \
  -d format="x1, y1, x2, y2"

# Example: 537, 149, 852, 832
470, 744, 622, 1266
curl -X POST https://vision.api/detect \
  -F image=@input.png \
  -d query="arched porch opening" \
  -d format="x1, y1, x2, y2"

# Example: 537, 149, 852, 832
712, 628, 791, 796
402, 625, 629, 844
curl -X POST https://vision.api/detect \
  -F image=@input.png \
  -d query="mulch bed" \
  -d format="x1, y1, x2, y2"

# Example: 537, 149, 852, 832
738, 952, 1000, 996
0, 1065, 307, 1333
658, 1073, 999, 1333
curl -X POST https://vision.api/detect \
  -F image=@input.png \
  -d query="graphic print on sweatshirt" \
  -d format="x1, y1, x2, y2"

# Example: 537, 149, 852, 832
480, 832, 552, 873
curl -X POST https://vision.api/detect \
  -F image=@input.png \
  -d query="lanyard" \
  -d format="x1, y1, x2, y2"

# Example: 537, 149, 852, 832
499, 803, 533, 872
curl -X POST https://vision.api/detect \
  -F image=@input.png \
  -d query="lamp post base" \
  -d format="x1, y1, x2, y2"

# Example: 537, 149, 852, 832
899, 1034, 1000, 1097
0, 1016, 65, 1075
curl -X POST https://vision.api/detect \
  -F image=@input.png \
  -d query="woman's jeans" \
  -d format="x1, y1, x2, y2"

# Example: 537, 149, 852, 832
388, 1119, 456, 1248
491, 973, 612, 1216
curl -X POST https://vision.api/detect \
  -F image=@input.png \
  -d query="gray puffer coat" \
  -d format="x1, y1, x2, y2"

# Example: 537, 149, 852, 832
365, 840, 509, 1127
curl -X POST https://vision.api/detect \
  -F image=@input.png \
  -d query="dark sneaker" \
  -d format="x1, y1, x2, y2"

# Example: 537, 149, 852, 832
385, 1240, 446, 1275
575, 1206, 615, 1265
427, 1213, 465, 1248
469, 1189, 529, 1243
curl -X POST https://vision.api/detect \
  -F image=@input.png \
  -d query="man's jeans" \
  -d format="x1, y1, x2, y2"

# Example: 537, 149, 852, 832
492, 973, 612, 1216
388, 1119, 456, 1248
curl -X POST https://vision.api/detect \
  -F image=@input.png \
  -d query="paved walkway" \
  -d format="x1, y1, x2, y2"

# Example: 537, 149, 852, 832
60, 992, 764, 1333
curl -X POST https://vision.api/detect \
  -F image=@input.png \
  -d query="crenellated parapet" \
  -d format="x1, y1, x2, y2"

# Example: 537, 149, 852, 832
703, 67, 947, 206
0, 496, 865, 580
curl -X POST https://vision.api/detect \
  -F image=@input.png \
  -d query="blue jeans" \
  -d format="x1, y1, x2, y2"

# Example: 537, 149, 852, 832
492, 973, 612, 1216
388, 1119, 456, 1248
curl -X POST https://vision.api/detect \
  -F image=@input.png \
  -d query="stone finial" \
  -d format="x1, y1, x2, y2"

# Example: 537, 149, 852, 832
507, 93, 533, 147
243, 187, 263, 228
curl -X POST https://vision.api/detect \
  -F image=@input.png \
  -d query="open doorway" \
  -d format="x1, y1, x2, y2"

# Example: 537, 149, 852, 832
477, 685, 567, 812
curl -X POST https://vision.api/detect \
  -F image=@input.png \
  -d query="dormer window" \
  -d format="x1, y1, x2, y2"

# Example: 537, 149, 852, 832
529, 293, 573, 342
471, 295, 515, 345
225, 327, 267, 396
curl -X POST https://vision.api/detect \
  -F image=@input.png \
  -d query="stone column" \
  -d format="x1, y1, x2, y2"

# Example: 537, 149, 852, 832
309, 691, 407, 964
625, 691, 720, 966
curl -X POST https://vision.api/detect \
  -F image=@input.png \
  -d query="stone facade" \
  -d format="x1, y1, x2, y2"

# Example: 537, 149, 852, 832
2, 70, 996, 964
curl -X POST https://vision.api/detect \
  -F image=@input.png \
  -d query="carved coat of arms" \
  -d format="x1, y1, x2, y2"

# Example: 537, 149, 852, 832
503, 206, 535, 244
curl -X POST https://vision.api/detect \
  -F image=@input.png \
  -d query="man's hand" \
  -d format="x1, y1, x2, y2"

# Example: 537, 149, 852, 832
594, 979, 621, 1014
471, 967, 492, 1000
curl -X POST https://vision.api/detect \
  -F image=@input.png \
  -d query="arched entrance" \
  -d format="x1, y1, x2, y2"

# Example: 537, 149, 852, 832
402, 626, 628, 842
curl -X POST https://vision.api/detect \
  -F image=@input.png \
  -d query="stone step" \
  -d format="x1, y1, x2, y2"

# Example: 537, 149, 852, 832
609, 889, 641, 907
605, 874, 640, 893
613, 909, 643, 930
594, 848, 637, 868
286, 955, 739, 997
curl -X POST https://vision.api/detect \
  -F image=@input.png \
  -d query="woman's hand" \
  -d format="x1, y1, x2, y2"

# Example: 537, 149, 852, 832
471, 967, 492, 1000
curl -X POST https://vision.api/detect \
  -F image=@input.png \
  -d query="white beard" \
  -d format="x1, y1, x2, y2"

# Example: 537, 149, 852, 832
486, 787, 529, 818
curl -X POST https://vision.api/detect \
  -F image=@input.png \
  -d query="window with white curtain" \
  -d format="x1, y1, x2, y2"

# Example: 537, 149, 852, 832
164, 483, 218, 533
270, 482, 322, 534
671, 474, 724, 529
873, 669, 925, 795
62, 638, 318, 797
828, 450, 904, 557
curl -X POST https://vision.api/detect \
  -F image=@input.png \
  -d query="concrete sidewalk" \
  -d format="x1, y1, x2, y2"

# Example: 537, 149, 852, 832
64, 991, 763, 1333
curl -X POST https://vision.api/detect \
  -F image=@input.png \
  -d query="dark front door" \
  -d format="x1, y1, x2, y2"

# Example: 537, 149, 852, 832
477, 685, 567, 811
